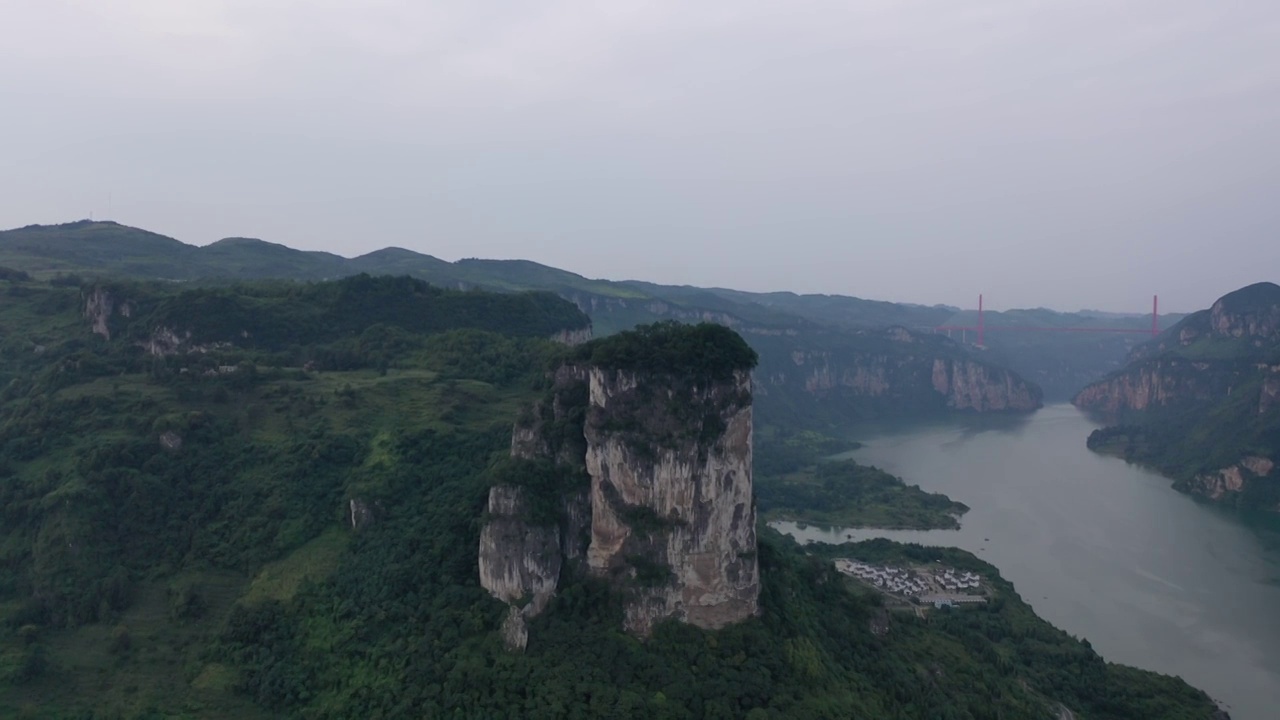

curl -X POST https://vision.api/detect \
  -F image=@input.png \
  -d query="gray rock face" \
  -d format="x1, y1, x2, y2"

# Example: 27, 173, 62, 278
1209, 292, 1280, 339
1072, 359, 1237, 415
1187, 457, 1276, 506
930, 358, 1042, 411
583, 368, 758, 637
550, 326, 593, 346
478, 365, 590, 650
348, 498, 379, 530
478, 360, 761, 646
478, 485, 562, 650
85, 288, 118, 340
777, 345, 1041, 413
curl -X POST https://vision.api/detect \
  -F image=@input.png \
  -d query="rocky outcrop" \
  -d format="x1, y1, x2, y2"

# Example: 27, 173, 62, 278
83, 287, 238, 356
584, 367, 759, 636
83, 287, 133, 340
550, 326, 593, 346
140, 327, 234, 357
772, 331, 1042, 415
478, 323, 761, 646
1186, 457, 1275, 502
1209, 287, 1280, 339
478, 365, 591, 649
1076, 284, 1280, 510
348, 498, 379, 530
1072, 360, 1236, 415
478, 486, 563, 649
930, 358, 1042, 411
799, 354, 892, 395
1074, 285, 1280, 416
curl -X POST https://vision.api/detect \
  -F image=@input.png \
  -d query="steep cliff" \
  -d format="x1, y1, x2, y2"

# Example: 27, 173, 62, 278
584, 365, 758, 636
753, 327, 1042, 420
930, 357, 1042, 411
477, 365, 591, 649
478, 322, 761, 646
1075, 282, 1280, 508
477, 485, 565, 650
1071, 359, 1236, 415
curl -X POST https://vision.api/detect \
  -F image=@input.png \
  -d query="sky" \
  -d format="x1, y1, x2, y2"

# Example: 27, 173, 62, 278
3, 1, 1278, 312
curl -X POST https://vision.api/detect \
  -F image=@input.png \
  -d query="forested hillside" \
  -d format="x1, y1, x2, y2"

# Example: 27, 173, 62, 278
3, 221, 1060, 421
0, 274, 1224, 718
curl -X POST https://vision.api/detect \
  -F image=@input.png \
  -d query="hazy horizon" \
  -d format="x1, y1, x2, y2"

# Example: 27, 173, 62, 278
4, 1, 1278, 314
6, 216, 1221, 316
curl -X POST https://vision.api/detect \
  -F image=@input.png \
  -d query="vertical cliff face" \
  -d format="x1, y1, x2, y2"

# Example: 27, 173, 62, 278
1208, 287, 1280, 338
478, 322, 761, 646
1074, 283, 1280, 417
1071, 359, 1236, 415
760, 328, 1042, 419
1074, 283, 1280, 509
477, 365, 590, 650
550, 326, 593, 346
584, 367, 758, 636
84, 287, 135, 340
930, 358, 1042, 411
478, 486, 564, 649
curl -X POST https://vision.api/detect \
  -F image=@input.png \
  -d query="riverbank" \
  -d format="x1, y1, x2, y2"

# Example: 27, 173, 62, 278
774, 403, 1280, 720
755, 438, 969, 530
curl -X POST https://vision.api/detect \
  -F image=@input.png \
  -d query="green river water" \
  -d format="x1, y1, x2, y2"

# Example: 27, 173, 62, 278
773, 403, 1280, 719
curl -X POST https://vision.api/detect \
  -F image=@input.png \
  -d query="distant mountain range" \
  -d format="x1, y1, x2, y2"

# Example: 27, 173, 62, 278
1, 220, 1182, 402
0, 220, 957, 330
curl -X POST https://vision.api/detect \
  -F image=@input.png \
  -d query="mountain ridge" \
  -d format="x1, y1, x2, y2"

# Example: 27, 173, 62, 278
1, 221, 1049, 424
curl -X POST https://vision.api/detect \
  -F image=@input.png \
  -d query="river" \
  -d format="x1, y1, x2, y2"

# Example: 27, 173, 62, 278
773, 403, 1280, 720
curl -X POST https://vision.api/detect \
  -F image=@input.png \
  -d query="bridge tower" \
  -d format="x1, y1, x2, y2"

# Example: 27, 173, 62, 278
978, 294, 984, 346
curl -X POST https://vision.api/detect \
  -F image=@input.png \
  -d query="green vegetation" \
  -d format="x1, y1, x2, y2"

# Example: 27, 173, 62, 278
0, 272, 1220, 718
95, 273, 589, 353
0, 265, 30, 282
1086, 377, 1280, 509
1079, 282, 1280, 509
577, 320, 758, 380
758, 460, 968, 530
0, 274, 573, 717
2, 221, 1048, 433
800, 537, 1223, 719
486, 457, 590, 525
753, 428, 967, 530
754, 428, 857, 477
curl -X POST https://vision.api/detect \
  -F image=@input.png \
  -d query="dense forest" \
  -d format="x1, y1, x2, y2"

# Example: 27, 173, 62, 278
0, 274, 1222, 718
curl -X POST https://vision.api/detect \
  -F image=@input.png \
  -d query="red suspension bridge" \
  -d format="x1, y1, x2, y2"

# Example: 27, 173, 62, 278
935, 295, 1161, 346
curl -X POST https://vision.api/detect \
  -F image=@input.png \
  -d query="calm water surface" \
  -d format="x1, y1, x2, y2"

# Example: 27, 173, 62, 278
774, 404, 1280, 720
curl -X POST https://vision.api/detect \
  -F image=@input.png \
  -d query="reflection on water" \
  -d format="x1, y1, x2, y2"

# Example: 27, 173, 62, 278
774, 404, 1280, 720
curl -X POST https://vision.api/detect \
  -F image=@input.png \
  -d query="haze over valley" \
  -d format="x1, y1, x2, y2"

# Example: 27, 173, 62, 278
3, 2, 1279, 718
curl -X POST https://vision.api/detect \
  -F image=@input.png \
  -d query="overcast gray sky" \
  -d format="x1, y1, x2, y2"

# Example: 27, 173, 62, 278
3, 1, 1278, 311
